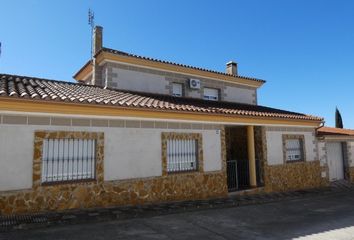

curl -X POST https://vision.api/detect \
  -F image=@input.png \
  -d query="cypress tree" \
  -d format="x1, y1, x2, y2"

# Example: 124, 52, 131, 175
335, 107, 344, 128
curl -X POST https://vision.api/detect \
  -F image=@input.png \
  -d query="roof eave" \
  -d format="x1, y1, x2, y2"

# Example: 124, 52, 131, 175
73, 49, 266, 88
317, 134, 354, 140
98, 51, 265, 88
73, 60, 93, 81
0, 97, 322, 127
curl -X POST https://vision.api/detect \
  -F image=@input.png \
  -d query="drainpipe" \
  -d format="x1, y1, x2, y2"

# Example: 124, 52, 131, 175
315, 121, 325, 138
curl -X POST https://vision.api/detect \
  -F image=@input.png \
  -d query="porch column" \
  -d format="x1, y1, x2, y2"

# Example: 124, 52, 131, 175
247, 125, 257, 187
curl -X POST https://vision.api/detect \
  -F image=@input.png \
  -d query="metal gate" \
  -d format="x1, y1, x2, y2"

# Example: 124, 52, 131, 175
227, 159, 250, 192
227, 160, 238, 191
227, 159, 262, 192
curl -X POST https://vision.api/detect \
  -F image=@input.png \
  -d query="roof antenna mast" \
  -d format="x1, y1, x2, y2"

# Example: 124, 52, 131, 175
88, 8, 95, 60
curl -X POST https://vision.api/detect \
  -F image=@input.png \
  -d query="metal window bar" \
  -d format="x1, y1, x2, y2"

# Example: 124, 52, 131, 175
286, 139, 302, 161
41, 138, 96, 183
167, 138, 197, 173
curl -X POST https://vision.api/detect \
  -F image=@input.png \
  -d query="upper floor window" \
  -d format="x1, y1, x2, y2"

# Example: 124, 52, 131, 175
203, 87, 219, 101
172, 83, 183, 97
283, 135, 305, 162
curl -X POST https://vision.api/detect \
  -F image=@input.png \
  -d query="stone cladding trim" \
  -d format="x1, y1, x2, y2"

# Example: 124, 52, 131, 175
282, 134, 306, 163
33, 131, 105, 188
161, 132, 203, 176
264, 161, 325, 192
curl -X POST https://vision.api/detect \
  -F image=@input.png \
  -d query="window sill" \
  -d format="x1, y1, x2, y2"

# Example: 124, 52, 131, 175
41, 178, 96, 186
285, 160, 305, 164
167, 169, 200, 175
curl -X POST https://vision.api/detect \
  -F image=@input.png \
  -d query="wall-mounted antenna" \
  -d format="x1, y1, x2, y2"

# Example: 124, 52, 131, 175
0, 42, 2, 71
88, 8, 95, 60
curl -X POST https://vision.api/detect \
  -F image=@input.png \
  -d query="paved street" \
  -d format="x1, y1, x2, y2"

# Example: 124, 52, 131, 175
2, 191, 354, 240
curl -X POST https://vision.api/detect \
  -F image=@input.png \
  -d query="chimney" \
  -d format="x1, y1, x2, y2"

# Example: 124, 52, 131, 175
93, 26, 103, 55
226, 61, 238, 76
91, 26, 103, 87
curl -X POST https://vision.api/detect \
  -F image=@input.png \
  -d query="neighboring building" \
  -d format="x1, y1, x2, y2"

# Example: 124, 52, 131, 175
0, 26, 326, 215
317, 127, 354, 183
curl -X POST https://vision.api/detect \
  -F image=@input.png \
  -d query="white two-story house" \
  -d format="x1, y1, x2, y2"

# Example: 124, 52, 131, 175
0, 26, 326, 215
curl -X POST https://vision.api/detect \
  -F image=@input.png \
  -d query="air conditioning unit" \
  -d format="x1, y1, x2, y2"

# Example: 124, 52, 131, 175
189, 79, 201, 89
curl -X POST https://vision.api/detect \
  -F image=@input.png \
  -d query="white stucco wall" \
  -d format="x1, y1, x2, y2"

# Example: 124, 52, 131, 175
203, 130, 222, 172
224, 86, 256, 104
266, 129, 317, 166
111, 68, 169, 94
0, 126, 35, 191
104, 127, 222, 181
104, 128, 162, 181
0, 123, 222, 191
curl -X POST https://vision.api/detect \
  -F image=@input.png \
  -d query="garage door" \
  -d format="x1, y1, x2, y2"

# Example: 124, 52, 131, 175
327, 142, 344, 181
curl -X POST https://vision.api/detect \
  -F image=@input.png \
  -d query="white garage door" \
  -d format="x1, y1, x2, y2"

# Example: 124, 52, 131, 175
327, 142, 344, 181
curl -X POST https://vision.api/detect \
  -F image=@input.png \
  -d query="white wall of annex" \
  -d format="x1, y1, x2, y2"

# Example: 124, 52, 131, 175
266, 130, 317, 166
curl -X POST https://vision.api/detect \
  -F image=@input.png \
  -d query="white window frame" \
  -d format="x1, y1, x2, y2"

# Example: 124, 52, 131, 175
41, 138, 96, 183
172, 82, 183, 97
203, 87, 219, 101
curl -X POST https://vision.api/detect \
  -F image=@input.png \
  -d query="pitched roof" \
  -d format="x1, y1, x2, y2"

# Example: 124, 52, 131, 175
99, 47, 266, 83
317, 127, 354, 136
0, 73, 322, 122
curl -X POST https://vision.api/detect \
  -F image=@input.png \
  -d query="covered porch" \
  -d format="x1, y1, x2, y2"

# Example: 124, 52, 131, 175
225, 125, 265, 192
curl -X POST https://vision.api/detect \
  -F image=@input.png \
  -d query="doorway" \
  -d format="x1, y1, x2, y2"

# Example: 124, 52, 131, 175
225, 126, 263, 192
327, 142, 345, 181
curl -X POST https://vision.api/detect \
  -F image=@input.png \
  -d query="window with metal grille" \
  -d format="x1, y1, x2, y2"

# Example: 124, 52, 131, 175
172, 83, 183, 97
41, 138, 96, 183
285, 138, 304, 162
203, 87, 219, 101
166, 138, 198, 172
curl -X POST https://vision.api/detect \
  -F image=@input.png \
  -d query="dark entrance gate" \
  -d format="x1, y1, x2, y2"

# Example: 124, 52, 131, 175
226, 160, 238, 191
227, 159, 262, 192
227, 159, 251, 191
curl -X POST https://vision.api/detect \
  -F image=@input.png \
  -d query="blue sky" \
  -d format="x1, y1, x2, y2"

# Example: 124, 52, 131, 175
0, 0, 353, 128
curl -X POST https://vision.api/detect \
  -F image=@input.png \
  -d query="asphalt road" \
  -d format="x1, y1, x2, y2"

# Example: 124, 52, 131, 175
2, 191, 354, 240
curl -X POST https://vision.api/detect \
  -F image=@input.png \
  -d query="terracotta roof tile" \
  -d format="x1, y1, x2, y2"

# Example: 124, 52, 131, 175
0, 73, 323, 122
100, 48, 266, 83
317, 127, 354, 136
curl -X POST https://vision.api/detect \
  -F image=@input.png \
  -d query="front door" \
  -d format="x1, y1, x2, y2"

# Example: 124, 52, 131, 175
327, 142, 344, 181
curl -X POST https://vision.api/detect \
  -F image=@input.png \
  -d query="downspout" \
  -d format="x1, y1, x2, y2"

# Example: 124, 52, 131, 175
315, 121, 325, 136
